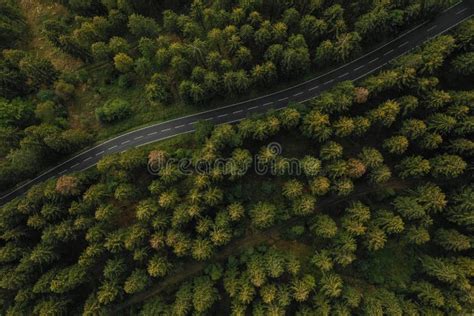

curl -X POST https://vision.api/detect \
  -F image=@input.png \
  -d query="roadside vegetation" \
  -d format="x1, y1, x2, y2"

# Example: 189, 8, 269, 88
1, 16, 473, 314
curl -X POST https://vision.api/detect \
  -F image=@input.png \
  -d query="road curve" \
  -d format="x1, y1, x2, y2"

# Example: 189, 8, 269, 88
1, 1, 472, 205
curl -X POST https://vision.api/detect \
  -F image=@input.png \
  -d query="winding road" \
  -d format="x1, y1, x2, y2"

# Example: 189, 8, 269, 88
1, 1, 472, 205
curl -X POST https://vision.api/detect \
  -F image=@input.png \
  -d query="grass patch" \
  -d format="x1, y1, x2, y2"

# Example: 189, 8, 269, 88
69, 81, 199, 141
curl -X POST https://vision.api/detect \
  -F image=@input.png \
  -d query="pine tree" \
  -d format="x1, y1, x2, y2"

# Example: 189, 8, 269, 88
333, 178, 354, 196
320, 141, 343, 161
292, 194, 316, 216
282, 179, 304, 200
404, 225, 430, 245
312, 250, 333, 272
369, 165, 392, 184
97, 280, 121, 304
260, 283, 277, 304
311, 215, 337, 239
346, 158, 366, 179
264, 249, 286, 278
228, 202, 245, 222
192, 238, 214, 261
416, 182, 447, 213
383, 136, 409, 154
393, 196, 426, 220
420, 256, 458, 284
396, 155, 431, 179
250, 202, 277, 229
430, 154, 466, 178
342, 286, 362, 308
365, 226, 387, 251
193, 276, 218, 313
401, 119, 427, 140
426, 113, 457, 134
310, 176, 331, 196
147, 255, 172, 277
320, 273, 343, 298
368, 100, 400, 126
358, 147, 384, 169
411, 281, 445, 307
124, 269, 150, 294
301, 110, 332, 142
434, 229, 471, 252
172, 282, 193, 316
374, 209, 404, 234
291, 275, 315, 302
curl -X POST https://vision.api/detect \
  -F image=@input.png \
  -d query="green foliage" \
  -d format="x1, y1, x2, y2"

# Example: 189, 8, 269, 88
0, 3, 473, 315
128, 14, 160, 38
96, 98, 132, 123
0, 1, 27, 48
0, 98, 35, 128
124, 269, 150, 294
113, 53, 134, 73
249, 202, 277, 229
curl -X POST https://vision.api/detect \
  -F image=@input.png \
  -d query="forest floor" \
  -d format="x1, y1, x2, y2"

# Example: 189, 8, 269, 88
112, 179, 409, 312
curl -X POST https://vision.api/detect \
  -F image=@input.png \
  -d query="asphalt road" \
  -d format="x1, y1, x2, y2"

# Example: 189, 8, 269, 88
1, 1, 472, 205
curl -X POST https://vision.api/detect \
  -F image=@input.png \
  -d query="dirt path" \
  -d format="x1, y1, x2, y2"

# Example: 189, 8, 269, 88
111, 179, 409, 312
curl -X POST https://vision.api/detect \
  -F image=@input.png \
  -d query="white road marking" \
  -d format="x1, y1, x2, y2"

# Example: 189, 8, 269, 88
148, 132, 158, 136
218, 114, 228, 118
398, 41, 409, 48
137, 129, 196, 148
278, 97, 289, 101
248, 106, 258, 110
368, 57, 379, 64
263, 102, 273, 106
161, 128, 171, 132
353, 62, 388, 81
134, 136, 143, 140
308, 85, 319, 91
427, 25, 437, 32
78, 166, 93, 173
429, 14, 473, 41
443, 1, 462, 13
175, 124, 185, 128
122, 140, 130, 144
324, 79, 334, 85
71, 163, 80, 169
108, 145, 117, 150
189, 121, 198, 125
59, 170, 67, 175
354, 65, 365, 71
338, 72, 349, 78
233, 110, 243, 114
84, 157, 92, 162
205, 117, 214, 121
293, 92, 304, 97
456, 8, 468, 15
96, 151, 104, 156
384, 49, 394, 56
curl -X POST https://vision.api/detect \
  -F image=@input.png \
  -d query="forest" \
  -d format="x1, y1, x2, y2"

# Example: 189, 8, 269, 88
0, 0, 457, 191
0, 0, 473, 315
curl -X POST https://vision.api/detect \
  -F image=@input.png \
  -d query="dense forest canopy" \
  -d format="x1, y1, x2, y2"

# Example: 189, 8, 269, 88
0, 6, 473, 313
0, 0, 458, 192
